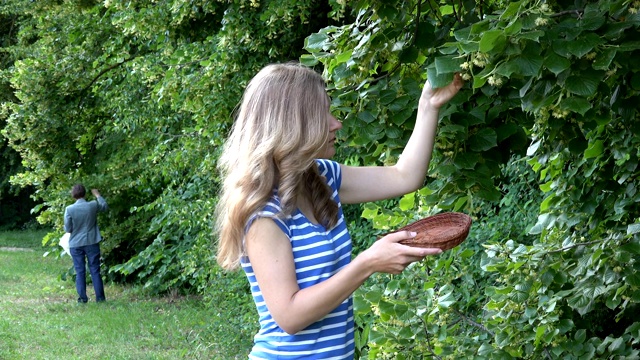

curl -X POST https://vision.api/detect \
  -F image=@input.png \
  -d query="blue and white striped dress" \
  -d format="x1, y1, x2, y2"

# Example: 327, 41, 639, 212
241, 159, 355, 359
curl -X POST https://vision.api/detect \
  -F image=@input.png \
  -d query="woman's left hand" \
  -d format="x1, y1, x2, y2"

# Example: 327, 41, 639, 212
421, 73, 465, 110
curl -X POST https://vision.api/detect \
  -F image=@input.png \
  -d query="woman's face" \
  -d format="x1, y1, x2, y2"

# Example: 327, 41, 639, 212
319, 111, 342, 159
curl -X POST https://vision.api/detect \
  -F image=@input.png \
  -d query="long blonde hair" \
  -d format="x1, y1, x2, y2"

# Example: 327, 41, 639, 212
215, 63, 339, 270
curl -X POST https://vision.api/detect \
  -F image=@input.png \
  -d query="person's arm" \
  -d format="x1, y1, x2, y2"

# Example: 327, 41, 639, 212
64, 208, 72, 233
339, 74, 464, 204
246, 218, 441, 334
92, 189, 108, 212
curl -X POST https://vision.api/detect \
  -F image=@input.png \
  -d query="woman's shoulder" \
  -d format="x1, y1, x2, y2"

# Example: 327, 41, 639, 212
246, 193, 291, 237
315, 159, 342, 190
315, 158, 340, 172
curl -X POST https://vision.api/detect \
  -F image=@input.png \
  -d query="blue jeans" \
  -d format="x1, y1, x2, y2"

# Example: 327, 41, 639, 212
70, 243, 106, 302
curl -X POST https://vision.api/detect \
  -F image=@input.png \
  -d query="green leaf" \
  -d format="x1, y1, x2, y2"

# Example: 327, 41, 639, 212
335, 50, 353, 64
357, 111, 376, 124
453, 152, 480, 170
583, 140, 604, 159
353, 293, 371, 313
566, 33, 603, 58
378, 299, 395, 317
565, 70, 604, 97
626, 322, 640, 338
593, 49, 617, 70
495, 123, 519, 142
500, 1, 523, 21
399, 192, 415, 211
299, 54, 319, 66
305, 33, 329, 51
627, 223, 640, 236
495, 331, 510, 347
495, 60, 519, 78
438, 290, 455, 308
478, 343, 494, 356
535, 325, 546, 346
608, 337, 624, 352
544, 52, 571, 75
469, 128, 497, 152
453, 26, 472, 41
434, 55, 466, 74
384, 126, 403, 139
518, 30, 545, 42
567, 293, 590, 311
560, 97, 592, 116
470, 19, 491, 36
618, 41, 640, 52
479, 30, 507, 53
399, 47, 419, 64
626, 273, 640, 287
379, 89, 398, 105
557, 319, 574, 334
364, 289, 382, 304
514, 53, 543, 77
427, 63, 455, 89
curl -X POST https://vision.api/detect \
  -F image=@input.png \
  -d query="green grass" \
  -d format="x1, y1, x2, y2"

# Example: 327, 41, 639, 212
0, 228, 50, 248
0, 230, 248, 359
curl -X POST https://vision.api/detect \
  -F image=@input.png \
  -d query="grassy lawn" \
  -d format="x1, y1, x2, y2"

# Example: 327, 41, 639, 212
0, 230, 246, 359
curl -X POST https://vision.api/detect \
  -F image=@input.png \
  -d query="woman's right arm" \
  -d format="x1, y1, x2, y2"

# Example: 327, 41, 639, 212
245, 217, 441, 334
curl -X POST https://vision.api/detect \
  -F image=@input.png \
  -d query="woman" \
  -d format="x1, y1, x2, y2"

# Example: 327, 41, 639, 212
216, 63, 463, 359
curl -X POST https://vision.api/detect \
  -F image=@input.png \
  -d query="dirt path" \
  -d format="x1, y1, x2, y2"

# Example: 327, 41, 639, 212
0, 247, 34, 252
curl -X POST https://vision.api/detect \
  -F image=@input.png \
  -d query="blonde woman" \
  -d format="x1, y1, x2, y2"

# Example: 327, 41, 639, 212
216, 63, 463, 359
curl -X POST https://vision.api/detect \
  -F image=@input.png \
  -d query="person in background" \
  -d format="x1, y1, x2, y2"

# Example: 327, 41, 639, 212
64, 184, 108, 303
215, 62, 463, 359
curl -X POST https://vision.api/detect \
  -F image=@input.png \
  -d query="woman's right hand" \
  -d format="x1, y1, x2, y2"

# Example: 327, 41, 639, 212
361, 231, 442, 275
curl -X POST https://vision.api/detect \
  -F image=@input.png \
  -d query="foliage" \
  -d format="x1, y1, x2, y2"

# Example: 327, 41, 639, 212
0, 10, 35, 230
304, 0, 640, 358
0, 0, 342, 290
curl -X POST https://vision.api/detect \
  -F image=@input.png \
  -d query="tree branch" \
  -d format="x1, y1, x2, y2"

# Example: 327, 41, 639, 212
452, 308, 495, 336
419, 316, 443, 360
369, 1, 425, 85
426, 0, 443, 23
550, 9, 583, 18
546, 240, 602, 254
80, 56, 138, 95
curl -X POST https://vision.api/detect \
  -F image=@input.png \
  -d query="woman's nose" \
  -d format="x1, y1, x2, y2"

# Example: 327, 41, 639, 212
330, 115, 342, 131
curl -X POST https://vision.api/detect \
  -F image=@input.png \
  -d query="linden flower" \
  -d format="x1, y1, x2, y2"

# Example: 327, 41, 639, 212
472, 58, 486, 67
535, 17, 549, 26
460, 61, 470, 70
585, 52, 597, 60
461, 73, 472, 81
472, 53, 488, 68
540, 3, 550, 12
488, 75, 503, 86
630, 7, 639, 14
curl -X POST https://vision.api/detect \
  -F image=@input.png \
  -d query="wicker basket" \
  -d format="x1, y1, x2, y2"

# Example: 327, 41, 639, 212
394, 212, 472, 251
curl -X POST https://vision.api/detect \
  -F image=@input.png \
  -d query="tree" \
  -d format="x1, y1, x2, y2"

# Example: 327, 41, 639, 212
0, 10, 36, 230
0, 0, 343, 287
303, 0, 640, 357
